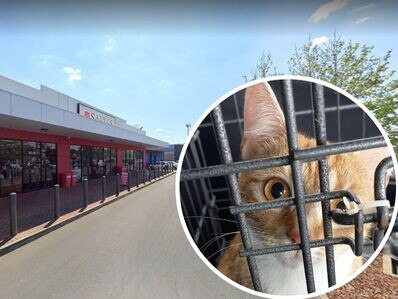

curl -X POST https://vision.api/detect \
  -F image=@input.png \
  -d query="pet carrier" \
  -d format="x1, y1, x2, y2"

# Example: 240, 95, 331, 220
179, 78, 397, 295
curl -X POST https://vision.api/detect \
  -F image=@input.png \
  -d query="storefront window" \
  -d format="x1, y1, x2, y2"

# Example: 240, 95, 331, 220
111, 148, 117, 174
104, 147, 111, 176
1, 140, 57, 194
0, 140, 22, 196
22, 141, 42, 191
147, 151, 164, 165
41, 143, 56, 187
70, 145, 82, 181
136, 150, 143, 170
72, 145, 116, 180
81, 146, 91, 179
123, 149, 143, 171
91, 147, 104, 178
124, 149, 134, 171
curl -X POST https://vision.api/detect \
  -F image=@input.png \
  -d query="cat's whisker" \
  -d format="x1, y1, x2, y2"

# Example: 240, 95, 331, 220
200, 231, 240, 252
184, 215, 239, 224
208, 231, 238, 237
206, 242, 244, 261
202, 229, 266, 253
202, 81, 388, 294
208, 239, 266, 263
184, 215, 267, 236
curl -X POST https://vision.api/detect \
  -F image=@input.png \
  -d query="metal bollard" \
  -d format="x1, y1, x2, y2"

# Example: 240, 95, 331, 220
83, 178, 88, 208
116, 173, 120, 196
54, 184, 60, 219
9, 192, 17, 237
127, 171, 131, 192
101, 176, 106, 202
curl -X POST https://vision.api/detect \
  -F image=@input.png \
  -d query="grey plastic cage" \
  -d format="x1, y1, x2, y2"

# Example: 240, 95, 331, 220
179, 79, 396, 294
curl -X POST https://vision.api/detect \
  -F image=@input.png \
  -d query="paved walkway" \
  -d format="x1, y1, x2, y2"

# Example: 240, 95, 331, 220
0, 173, 395, 298
0, 169, 165, 243
0, 174, 254, 299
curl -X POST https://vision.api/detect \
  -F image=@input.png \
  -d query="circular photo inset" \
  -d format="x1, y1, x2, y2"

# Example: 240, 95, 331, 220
176, 77, 397, 298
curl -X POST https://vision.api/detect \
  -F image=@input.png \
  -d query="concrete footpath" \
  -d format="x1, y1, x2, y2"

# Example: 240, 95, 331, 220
0, 170, 161, 244
0, 174, 254, 299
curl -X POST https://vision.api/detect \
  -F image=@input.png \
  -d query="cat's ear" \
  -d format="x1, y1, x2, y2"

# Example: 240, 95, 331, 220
241, 82, 286, 160
357, 146, 393, 186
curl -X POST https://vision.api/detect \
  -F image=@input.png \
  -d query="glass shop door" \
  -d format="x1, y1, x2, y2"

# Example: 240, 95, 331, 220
22, 141, 42, 191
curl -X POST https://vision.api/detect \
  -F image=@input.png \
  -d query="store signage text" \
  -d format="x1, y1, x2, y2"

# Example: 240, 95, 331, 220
78, 104, 115, 125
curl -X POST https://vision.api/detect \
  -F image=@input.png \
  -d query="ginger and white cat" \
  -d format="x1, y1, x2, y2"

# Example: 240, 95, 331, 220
217, 82, 391, 296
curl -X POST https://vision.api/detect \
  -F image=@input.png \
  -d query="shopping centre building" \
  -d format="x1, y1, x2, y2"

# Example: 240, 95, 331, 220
0, 75, 169, 197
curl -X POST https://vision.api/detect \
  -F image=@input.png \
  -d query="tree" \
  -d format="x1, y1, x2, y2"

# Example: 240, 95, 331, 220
251, 52, 278, 79
289, 33, 398, 147
251, 34, 398, 147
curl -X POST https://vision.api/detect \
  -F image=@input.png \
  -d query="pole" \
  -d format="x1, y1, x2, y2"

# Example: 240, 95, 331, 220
10, 192, 17, 237
54, 184, 60, 219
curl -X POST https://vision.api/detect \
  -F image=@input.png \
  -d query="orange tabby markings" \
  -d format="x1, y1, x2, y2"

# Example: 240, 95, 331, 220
217, 82, 391, 295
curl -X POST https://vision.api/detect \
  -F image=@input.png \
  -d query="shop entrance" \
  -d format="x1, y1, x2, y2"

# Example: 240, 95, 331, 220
0, 139, 57, 196
70, 145, 117, 181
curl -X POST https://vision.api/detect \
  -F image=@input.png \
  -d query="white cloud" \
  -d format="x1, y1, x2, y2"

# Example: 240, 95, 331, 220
63, 66, 82, 84
311, 36, 330, 48
103, 36, 116, 52
155, 128, 165, 132
354, 3, 375, 11
354, 16, 371, 24
309, 0, 350, 22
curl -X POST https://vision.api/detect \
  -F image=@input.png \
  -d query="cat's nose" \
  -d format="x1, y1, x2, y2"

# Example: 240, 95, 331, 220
287, 231, 301, 244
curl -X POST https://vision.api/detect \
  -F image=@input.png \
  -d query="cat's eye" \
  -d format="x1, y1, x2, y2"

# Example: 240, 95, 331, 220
336, 200, 348, 212
263, 178, 291, 200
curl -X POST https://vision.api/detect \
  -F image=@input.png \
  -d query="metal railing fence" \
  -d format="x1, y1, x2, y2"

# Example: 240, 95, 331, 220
0, 166, 174, 242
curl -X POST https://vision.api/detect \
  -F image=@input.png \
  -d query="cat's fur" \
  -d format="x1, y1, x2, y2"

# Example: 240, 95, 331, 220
217, 82, 391, 296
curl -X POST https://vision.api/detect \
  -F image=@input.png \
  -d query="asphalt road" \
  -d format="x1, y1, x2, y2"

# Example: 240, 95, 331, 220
0, 175, 255, 299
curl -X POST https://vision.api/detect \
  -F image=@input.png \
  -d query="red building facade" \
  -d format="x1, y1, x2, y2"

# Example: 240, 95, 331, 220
0, 75, 168, 196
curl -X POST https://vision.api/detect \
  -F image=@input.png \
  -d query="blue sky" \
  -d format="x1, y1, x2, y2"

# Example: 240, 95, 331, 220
0, 0, 397, 144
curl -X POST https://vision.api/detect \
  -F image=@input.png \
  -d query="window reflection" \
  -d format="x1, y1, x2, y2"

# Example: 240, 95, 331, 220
104, 147, 111, 176
92, 147, 104, 178
71, 145, 117, 180
123, 149, 143, 171
81, 146, 91, 180
41, 143, 56, 187
0, 140, 57, 196
70, 145, 82, 181
0, 140, 22, 196
111, 148, 117, 174
22, 141, 42, 191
